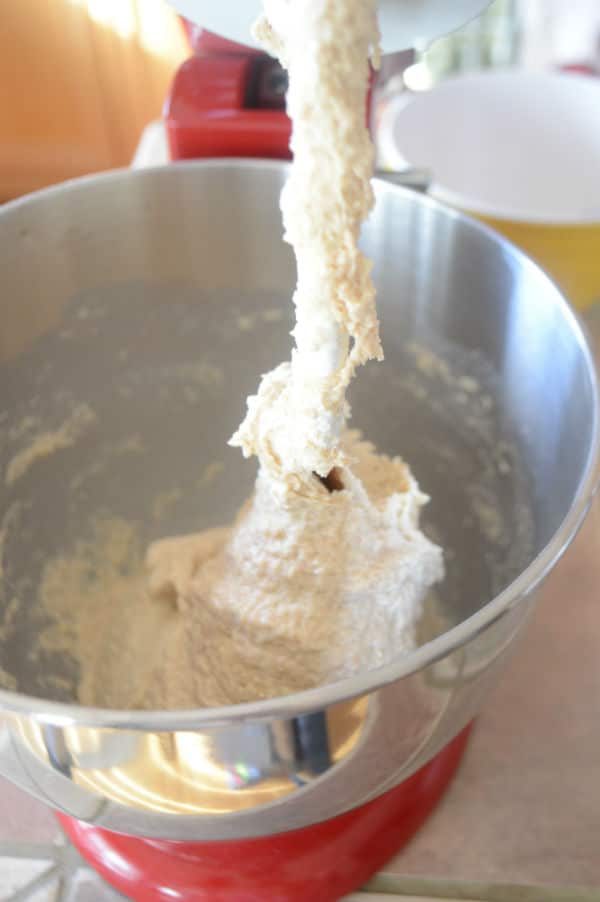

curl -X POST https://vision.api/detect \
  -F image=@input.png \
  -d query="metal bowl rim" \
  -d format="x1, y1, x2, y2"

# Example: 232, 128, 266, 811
0, 159, 597, 730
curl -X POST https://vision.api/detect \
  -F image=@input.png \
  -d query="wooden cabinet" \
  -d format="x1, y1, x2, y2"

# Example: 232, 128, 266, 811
0, 0, 188, 199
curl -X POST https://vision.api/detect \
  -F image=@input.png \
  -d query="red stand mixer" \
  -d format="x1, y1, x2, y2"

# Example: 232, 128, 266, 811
3, 4, 594, 902
166, 28, 291, 162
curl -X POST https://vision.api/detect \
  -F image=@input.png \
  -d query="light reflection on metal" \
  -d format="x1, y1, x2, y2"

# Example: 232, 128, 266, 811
11, 696, 370, 816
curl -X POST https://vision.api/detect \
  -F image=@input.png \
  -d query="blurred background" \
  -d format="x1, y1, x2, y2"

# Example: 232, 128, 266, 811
1, 0, 188, 199
393, 0, 600, 90
1, 0, 600, 201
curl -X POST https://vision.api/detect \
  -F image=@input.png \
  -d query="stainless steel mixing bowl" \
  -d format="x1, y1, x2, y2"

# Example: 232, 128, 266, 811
0, 160, 597, 841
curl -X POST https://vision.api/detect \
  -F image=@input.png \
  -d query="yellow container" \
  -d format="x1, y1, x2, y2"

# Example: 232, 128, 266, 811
381, 70, 600, 310
473, 217, 600, 311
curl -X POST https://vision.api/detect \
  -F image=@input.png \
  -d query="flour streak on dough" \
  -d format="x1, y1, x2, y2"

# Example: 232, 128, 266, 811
141, 432, 443, 708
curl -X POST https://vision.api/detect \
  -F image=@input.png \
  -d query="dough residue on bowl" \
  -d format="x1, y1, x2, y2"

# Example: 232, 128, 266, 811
5, 403, 96, 487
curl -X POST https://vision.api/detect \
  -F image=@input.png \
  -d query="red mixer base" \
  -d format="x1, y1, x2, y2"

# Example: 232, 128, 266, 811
57, 725, 471, 902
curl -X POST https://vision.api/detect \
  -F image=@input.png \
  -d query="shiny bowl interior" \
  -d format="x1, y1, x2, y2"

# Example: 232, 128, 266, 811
0, 159, 596, 725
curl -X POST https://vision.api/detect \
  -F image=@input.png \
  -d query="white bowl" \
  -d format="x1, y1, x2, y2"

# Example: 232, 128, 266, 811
380, 69, 600, 224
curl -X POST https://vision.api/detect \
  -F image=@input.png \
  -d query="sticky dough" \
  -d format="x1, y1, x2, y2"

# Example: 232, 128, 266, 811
48, 0, 445, 710
134, 0, 444, 708
231, 0, 383, 488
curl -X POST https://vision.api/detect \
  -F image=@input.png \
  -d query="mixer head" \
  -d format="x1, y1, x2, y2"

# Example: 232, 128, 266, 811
167, 0, 493, 55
